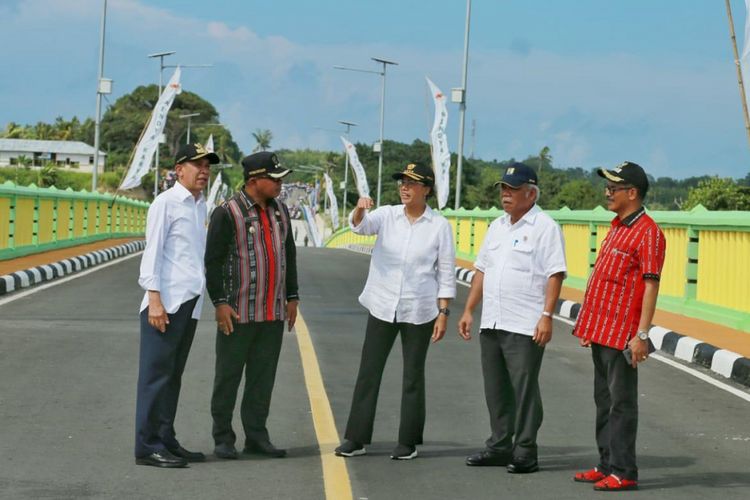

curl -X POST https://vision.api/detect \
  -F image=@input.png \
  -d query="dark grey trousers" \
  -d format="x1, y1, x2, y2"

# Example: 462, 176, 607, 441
211, 320, 284, 447
344, 313, 434, 446
480, 328, 545, 460
591, 343, 639, 480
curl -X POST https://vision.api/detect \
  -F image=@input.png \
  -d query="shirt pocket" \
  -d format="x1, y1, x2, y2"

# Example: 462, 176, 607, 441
508, 244, 534, 272
605, 247, 636, 285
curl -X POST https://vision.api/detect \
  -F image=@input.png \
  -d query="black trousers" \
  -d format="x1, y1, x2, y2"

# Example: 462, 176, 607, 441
135, 297, 198, 458
344, 314, 434, 446
591, 343, 639, 480
211, 320, 284, 446
480, 328, 545, 460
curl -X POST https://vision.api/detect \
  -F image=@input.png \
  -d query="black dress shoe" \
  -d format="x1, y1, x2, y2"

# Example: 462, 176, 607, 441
214, 443, 239, 459
168, 445, 206, 462
465, 449, 511, 466
135, 450, 188, 468
244, 440, 286, 458
507, 458, 539, 474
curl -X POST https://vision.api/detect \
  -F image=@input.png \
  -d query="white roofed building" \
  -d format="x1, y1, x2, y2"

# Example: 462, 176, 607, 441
0, 139, 106, 174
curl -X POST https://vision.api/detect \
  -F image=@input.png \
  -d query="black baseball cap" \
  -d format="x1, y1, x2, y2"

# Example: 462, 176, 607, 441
493, 162, 538, 188
391, 162, 435, 187
174, 142, 220, 165
598, 161, 649, 196
241, 151, 291, 180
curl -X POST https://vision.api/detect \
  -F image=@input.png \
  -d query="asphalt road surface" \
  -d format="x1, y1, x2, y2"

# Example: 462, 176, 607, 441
0, 247, 748, 499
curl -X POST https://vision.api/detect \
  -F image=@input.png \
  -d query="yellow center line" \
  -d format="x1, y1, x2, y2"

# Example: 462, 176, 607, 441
295, 311, 354, 500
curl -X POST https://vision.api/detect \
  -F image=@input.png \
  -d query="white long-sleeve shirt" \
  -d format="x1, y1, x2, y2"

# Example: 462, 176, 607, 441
474, 204, 567, 336
138, 181, 207, 319
350, 205, 456, 325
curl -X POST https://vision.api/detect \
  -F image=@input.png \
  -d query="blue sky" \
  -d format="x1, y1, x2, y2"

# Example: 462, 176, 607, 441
1, 0, 749, 179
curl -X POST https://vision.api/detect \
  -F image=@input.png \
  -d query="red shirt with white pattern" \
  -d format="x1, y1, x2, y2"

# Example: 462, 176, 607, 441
573, 207, 666, 350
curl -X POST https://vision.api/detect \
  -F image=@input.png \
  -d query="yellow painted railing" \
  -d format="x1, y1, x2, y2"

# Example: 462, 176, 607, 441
325, 204, 750, 332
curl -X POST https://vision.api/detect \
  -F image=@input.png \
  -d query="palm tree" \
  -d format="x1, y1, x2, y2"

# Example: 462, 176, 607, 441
251, 129, 273, 152
538, 146, 552, 174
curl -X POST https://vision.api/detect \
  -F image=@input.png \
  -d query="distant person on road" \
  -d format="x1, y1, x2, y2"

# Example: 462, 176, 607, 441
135, 143, 219, 468
204, 151, 299, 460
335, 162, 456, 461
572, 162, 665, 492
458, 162, 566, 474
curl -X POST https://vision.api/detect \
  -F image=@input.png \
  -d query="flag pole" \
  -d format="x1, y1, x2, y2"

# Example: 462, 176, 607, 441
725, 0, 750, 150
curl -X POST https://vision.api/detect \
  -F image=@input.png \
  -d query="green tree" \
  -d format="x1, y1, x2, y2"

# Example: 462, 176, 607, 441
252, 129, 273, 152
100, 84, 241, 171
683, 177, 750, 210
550, 179, 601, 209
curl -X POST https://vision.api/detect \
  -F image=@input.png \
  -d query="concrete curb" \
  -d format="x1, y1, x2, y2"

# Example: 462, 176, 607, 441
0, 240, 146, 296
449, 262, 750, 389
338, 247, 750, 389
552, 298, 750, 389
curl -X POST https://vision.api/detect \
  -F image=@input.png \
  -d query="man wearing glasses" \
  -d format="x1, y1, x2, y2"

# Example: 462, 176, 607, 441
204, 151, 299, 460
136, 143, 218, 468
459, 162, 566, 474
573, 161, 666, 492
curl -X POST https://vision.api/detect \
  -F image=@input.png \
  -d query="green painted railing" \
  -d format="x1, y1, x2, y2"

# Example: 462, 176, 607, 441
0, 181, 149, 260
325, 205, 750, 333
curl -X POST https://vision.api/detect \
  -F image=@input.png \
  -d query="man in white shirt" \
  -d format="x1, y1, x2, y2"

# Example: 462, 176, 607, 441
458, 162, 566, 474
135, 143, 218, 468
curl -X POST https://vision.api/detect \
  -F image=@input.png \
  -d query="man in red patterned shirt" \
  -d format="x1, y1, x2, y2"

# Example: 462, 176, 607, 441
573, 161, 666, 492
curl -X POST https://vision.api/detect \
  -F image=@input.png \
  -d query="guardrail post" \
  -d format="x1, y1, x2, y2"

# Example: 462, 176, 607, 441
685, 226, 699, 301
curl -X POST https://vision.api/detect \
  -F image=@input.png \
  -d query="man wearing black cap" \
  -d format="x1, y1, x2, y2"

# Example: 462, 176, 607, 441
204, 151, 299, 460
573, 162, 665, 492
135, 143, 219, 468
459, 162, 567, 474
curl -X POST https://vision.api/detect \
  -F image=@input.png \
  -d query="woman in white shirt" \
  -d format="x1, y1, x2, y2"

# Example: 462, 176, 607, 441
334, 162, 456, 460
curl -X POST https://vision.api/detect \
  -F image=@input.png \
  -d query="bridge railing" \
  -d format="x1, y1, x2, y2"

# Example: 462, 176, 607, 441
0, 181, 149, 260
325, 204, 750, 333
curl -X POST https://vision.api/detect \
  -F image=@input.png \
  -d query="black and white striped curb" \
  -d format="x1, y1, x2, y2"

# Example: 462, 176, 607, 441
0, 240, 146, 296
344, 244, 374, 255
350, 252, 750, 389
555, 298, 750, 389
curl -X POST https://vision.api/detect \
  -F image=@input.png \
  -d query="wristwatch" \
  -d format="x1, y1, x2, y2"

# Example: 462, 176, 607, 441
438, 307, 450, 317
637, 330, 649, 341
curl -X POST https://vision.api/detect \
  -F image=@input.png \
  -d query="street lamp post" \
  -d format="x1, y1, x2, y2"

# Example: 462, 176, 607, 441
453, 0, 472, 209
334, 58, 397, 207
147, 50, 176, 197
338, 120, 357, 220
92, 0, 112, 192
179, 113, 201, 144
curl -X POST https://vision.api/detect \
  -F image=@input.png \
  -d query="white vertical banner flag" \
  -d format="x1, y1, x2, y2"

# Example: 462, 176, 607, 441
119, 67, 182, 190
205, 133, 214, 152
426, 77, 451, 209
206, 170, 230, 216
301, 204, 322, 247
340, 136, 370, 198
323, 172, 340, 229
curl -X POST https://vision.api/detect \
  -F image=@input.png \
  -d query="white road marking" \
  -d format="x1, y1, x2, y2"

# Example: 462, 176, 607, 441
553, 314, 750, 403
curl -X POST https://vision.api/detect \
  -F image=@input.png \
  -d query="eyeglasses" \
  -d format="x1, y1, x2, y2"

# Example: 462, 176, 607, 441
397, 179, 424, 188
605, 185, 633, 194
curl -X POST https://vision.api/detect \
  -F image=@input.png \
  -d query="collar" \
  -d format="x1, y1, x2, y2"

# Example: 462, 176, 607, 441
500, 204, 540, 226
239, 188, 277, 211
613, 206, 645, 227
398, 204, 433, 222
173, 180, 203, 203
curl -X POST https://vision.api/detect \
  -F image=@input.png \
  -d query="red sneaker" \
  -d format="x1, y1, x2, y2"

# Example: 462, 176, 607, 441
593, 474, 638, 491
574, 467, 607, 483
